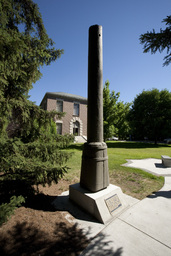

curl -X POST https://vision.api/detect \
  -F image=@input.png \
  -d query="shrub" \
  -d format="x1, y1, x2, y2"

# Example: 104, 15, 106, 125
0, 196, 25, 226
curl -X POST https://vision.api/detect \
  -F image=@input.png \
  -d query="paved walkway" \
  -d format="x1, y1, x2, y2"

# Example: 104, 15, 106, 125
53, 158, 171, 256
122, 158, 171, 176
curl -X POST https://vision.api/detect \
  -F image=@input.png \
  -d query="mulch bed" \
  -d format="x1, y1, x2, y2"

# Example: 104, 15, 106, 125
0, 180, 89, 256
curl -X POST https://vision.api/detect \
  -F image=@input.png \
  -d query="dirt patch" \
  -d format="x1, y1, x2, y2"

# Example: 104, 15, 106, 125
0, 180, 89, 256
110, 171, 163, 200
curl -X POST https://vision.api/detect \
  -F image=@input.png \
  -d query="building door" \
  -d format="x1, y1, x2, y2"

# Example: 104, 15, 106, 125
73, 121, 80, 136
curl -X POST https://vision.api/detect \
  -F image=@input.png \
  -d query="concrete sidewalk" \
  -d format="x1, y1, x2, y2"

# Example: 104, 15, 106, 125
53, 158, 171, 256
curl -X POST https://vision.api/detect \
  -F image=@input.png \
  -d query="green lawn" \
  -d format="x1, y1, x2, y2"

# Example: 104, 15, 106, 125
65, 141, 170, 199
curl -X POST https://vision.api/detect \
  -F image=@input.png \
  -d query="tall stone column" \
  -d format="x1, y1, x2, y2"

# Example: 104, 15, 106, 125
69, 25, 127, 224
80, 25, 109, 192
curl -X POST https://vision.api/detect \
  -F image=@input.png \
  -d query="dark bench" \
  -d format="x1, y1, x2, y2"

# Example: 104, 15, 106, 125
161, 155, 171, 167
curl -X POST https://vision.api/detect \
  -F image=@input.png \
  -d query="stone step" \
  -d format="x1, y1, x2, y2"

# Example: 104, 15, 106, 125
74, 136, 87, 143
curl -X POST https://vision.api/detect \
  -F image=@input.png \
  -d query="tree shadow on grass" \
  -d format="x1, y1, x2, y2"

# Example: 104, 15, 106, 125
0, 221, 123, 256
67, 143, 84, 151
66, 141, 171, 150
106, 141, 170, 149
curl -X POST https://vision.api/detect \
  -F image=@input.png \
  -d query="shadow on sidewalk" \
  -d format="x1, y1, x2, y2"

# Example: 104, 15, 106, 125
80, 232, 123, 256
148, 190, 171, 199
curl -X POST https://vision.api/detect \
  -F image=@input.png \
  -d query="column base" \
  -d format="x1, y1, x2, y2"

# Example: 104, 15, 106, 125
69, 183, 128, 224
80, 142, 109, 192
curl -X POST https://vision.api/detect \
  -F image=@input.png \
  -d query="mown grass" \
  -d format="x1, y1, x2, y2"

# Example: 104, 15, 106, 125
64, 141, 170, 199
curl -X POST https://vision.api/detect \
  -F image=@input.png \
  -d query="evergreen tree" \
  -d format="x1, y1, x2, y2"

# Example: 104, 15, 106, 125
0, 0, 64, 136
0, 0, 63, 95
0, 0, 73, 224
140, 15, 171, 66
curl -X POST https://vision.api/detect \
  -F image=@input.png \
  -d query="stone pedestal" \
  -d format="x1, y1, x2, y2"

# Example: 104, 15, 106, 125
69, 183, 128, 224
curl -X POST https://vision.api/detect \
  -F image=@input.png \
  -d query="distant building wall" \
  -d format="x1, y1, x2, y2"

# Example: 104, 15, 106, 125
40, 92, 87, 137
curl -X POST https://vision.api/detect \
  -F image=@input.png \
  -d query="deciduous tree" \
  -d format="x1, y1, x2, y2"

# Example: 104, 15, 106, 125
103, 80, 130, 140
128, 88, 171, 144
115, 101, 131, 140
103, 81, 120, 140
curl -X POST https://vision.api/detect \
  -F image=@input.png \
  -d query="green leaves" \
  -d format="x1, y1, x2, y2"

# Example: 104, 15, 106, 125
103, 80, 131, 140
128, 88, 171, 143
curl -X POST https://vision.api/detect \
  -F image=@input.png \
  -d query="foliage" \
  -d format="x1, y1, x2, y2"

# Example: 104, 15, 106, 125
103, 80, 120, 140
0, 0, 64, 137
0, 122, 74, 225
0, 196, 25, 226
1, 96, 64, 141
114, 101, 131, 139
128, 88, 171, 143
0, 0, 63, 94
0, 135, 73, 188
103, 80, 131, 140
140, 15, 171, 66
0, 0, 73, 225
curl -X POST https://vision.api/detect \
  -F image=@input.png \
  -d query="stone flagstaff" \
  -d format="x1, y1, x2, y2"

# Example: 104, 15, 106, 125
69, 25, 127, 224
80, 25, 109, 192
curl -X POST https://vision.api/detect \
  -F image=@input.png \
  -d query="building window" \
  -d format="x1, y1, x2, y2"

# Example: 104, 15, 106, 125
56, 100, 63, 112
73, 103, 79, 116
56, 123, 62, 135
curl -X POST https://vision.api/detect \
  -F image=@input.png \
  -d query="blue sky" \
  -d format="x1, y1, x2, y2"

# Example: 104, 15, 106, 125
29, 0, 171, 105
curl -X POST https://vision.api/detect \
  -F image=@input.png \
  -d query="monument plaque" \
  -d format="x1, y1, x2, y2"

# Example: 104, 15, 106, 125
105, 194, 122, 214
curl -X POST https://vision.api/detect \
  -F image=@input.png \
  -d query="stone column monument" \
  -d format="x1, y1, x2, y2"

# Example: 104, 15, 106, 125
69, 25, 127, 224
80, 25, 109, 192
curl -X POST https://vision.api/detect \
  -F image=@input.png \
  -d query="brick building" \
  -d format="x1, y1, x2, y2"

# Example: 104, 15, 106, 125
40, 92, 87, 137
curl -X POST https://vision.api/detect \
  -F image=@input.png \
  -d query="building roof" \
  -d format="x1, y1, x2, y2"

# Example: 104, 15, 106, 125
40, 92, 87, 106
